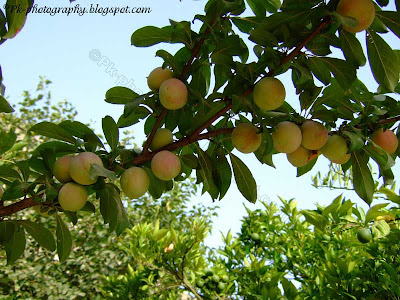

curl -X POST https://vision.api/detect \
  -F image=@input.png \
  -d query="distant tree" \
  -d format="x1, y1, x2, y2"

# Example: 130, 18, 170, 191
102, 170, 400, 299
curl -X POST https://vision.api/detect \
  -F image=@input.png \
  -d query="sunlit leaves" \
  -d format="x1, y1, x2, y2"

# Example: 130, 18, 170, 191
29, 122, 76, 144
351, 151, 375, 205
229, 153, 257, 203
131, 26, 173, 47
367, 30, 400, 92
105, 87, 139, 105
102, 116, 119, 151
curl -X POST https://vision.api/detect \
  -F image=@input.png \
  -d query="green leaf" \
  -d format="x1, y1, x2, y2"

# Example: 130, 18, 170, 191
0, 9, 7, 38
0, 96, 14, 112
372, 219, 391, 238
196, 147, 219, 200
144, 167, 173, 199
319, 57, 357, 90
156, 50, 180, 73
58, 120, 104, 150
0, 129, 16, 155
343, 131, 365, 152
154, 228, 169, 241
98, 183, 129, 235
378, 187, 400, 205
339, 29, 366, 67
29, 122, 76, 144
0, 165, 21, 181
5, 226, 26, 264
102, 116, 119, 151
89, 164, 116, 181
81, 201, 96, 213
16, 160, 30, 182
213, 151, 232, 200
117, 106, 151, 128
105, 86, 139, 104
131, 25, 173, 47
281, 277, 298, 298
180, 154, 198, 169
351, 152, 375, 205
56, 214, 72, 263
246, 0, 266, 17
377, 11, 400, 39
18, 220, 56, 252
2, 180, 26, 201
367, 30, 400, 92
0, 221, 16, 245
302, 210, 326, 231
98, 184, 117, 224
188, 101, 226, 134
364, 144, 394, 171
229, 153, 257, 203
306, 57, 331, 85
2, 0, 29, 39
213, 35, 249, 61
297, 157, 318, 177
265, 0, 281, 12
365, 203, 389, 223
32, 141, 77, 157
189, 64, 211, 98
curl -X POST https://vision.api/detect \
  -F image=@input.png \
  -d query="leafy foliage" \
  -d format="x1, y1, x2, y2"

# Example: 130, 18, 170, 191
0, 0, 399, 278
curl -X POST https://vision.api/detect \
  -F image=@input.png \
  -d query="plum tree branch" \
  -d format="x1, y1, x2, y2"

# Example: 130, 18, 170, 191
141, 16, 217, 154
134, 14, 334, 165
267, 15, 333, 76
379, 115, 400, 125
0, 197, 37, 218
180, 16, 216, 80
142, 108, 167, 154
132, 128, 234, 165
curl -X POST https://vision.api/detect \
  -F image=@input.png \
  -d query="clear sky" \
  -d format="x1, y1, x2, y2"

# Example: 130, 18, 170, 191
0, 0, 399, 248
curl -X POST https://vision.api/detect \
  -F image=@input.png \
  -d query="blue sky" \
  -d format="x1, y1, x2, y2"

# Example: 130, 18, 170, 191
0, 0, 399, 248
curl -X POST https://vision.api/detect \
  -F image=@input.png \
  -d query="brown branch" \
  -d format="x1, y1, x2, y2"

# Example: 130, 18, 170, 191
379, 115, 400, 125
134, 15, 333, 165
133, 128, 233, 165
243, 15, 333, 96
179, 16, 216, 80
182, 276, 204, 300
141, 16, 217, 154
142, 108, 167, 154
270, 15, 333, 75
192, 102, 233, 137
0, 197, 37, 218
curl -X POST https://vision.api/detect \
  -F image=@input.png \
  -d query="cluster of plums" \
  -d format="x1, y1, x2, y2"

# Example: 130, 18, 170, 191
42, 148, 182, 212
233, 77, 399, 167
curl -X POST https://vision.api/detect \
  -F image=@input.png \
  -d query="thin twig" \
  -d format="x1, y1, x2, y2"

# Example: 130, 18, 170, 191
133, 128, 234, 165
379, 115, 400, 125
